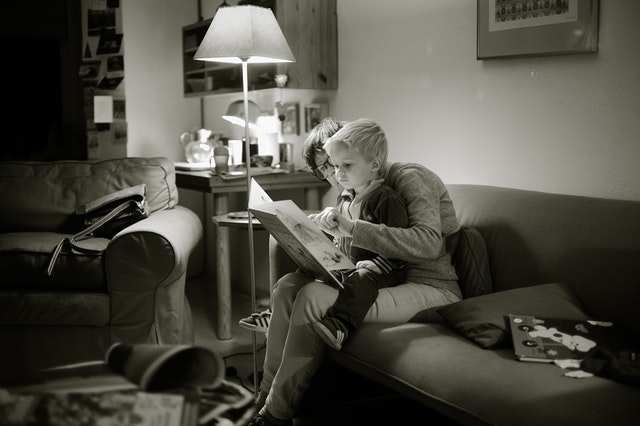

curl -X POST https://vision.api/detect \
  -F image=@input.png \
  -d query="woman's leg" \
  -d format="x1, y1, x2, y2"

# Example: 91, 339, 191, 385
263, 281, 339, 420
365, 281, 460, 323
259, 273, 327, 400
261, 280, 459, 420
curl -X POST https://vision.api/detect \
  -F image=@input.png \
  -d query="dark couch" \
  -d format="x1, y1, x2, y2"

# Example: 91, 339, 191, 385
0, 157, 202, 385
272, 183, 640, 425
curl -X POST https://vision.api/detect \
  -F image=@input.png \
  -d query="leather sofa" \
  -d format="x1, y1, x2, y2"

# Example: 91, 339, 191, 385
271, 182, 640, 425
0, 157, 202, 385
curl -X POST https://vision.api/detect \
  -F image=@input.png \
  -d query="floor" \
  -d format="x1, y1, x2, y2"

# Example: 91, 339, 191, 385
186, 275, 461, 425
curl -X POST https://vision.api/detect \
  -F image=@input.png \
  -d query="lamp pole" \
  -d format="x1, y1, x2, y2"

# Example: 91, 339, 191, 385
241, 58, 260, 393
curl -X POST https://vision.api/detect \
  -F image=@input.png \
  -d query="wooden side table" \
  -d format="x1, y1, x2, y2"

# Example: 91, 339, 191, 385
175, 169, 329, 339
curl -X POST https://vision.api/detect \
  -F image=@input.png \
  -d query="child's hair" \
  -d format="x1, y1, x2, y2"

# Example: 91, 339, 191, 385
324, 118, 388, 164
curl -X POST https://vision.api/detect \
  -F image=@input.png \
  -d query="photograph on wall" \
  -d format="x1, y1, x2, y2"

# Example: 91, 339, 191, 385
282, 103, 300, 135
79, 60, 101, 79
304, 104, 328, 133
97, 76, 123, 90
107, 55, 124, 77
113, 99, 126, 120
477, 0, 599, 59
87, 8, 116, 36
96, 34, 123, 55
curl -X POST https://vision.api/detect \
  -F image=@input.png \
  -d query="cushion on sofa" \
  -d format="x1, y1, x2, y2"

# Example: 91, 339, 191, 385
0, 157, 178, 233
0, 232, 108, 290
453, 226, 492, 298
437, 282, 589, 348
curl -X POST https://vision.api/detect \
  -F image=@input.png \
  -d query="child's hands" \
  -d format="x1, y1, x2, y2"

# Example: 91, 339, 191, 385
310, 207, 355, 238
356, 260, 382, 274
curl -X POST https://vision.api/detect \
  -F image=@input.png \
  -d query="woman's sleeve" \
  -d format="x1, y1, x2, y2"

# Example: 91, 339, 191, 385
351, 164, 457, 264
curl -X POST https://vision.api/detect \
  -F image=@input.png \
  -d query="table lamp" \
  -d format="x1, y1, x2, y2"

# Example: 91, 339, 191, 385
194, 4, 294, 393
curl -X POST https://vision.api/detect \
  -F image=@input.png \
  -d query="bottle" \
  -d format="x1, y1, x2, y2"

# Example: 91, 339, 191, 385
213, 143, 230, 174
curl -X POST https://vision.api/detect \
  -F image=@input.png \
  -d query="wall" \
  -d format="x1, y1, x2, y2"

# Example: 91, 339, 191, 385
122, 0, 200, 160
332, 0, 640, 201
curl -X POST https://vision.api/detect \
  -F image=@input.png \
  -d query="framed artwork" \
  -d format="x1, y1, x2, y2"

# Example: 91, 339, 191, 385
304, 103, 328, 133
477, 0, 599, 59
282, 103, 299, 135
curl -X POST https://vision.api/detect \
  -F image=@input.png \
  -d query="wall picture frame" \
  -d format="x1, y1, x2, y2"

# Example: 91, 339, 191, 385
304, 103, 328, 133
282, 103, 299, 135
477, 0, 599, 59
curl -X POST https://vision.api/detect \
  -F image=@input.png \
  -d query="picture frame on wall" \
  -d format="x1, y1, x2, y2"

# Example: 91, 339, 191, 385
477, 0, 599, 59
282, 103, 299, 135
304, 103, 328, 133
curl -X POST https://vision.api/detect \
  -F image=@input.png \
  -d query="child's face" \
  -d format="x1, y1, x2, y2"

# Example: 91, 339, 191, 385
326, 142, 380, 192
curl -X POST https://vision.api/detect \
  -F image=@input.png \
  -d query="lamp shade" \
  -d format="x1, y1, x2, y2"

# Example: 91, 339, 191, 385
194, 5, 295, 64
222, 100, 260, 130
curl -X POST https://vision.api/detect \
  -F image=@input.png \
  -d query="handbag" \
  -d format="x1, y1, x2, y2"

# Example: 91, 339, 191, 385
46, 184, 149, 276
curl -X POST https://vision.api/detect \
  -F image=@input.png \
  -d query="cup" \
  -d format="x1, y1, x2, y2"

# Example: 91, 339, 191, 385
212, 145, 230, 174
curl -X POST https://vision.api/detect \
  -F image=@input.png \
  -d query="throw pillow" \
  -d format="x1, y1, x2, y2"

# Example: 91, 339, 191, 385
453, 227, 493, 298
438, 282, 589, 348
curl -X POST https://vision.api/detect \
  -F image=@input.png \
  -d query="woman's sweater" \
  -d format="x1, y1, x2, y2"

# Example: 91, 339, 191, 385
351, 162, 461, 297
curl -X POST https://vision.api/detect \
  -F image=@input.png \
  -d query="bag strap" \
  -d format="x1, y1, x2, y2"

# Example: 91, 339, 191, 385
46, 200, 136, 276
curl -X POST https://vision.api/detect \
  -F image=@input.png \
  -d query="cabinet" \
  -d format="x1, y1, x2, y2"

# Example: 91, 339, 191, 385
182, 0, 337, 97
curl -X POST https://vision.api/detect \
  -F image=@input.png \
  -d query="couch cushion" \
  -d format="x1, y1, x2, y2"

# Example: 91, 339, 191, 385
437, 282, 589, 348
0, 291, 109, 326
334, 321, 640, 426
0, 157, 177, 233
0, 232, 108, 291
452, 226, 492, 298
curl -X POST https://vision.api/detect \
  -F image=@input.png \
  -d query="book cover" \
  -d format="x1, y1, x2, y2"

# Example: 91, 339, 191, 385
508, 314, 624, 363
248, 179, 355, 288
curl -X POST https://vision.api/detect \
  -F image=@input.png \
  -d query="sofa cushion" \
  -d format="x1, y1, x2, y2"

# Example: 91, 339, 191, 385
334, 321, 640, 426
437, 282, 589, 348
0, 157, 178, 233
0, 232, 108, 291
453, 226, 492, 298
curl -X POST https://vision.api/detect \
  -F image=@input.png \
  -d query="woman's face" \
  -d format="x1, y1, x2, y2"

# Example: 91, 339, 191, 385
312, 151, 339, 188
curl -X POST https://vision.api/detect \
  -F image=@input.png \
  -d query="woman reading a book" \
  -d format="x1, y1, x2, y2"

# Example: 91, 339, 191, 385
246, 118, 462, 426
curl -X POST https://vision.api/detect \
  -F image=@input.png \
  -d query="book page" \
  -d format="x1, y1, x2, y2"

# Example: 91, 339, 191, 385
249, 180, 355, 287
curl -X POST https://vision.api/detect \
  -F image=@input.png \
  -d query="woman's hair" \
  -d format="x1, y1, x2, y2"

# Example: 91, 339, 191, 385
302, 117, 346, 169
324, 118, 388, 164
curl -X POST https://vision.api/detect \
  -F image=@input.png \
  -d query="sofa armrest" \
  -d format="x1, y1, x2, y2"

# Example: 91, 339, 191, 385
106, 206, 203, 344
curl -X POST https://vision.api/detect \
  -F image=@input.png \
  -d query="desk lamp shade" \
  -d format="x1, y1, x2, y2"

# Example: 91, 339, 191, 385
223, 100, 260, 130
193, 5, 294, 64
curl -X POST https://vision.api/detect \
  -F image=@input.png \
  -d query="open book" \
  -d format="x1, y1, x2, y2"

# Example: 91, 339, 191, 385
508, 314, 625, 363
248, 179, 355, 288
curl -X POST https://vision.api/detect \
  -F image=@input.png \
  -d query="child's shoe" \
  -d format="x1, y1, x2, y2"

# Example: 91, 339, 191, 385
239, 309, 271, 333
313, 317, 349, 350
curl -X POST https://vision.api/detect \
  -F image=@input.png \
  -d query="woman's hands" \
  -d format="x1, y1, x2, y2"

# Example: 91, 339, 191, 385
309, 207, 355, 238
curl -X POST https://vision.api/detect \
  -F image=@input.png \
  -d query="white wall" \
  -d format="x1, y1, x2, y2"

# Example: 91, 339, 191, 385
123, 1, 640, 201
332, 0, 640, 201
122, 0, 201, 160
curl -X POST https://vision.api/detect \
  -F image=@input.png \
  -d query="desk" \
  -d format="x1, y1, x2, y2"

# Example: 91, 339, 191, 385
175, 169, 329, 339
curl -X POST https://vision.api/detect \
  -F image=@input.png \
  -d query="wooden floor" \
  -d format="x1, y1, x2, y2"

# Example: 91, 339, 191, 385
185, 275, 266, 394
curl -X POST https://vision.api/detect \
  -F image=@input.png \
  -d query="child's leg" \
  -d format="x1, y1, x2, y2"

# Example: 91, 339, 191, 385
328, 268, 402, 330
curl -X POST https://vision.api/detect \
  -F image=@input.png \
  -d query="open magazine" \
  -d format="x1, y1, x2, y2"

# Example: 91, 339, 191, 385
1, 344, 255, 426
508, 314, 626, 363
248, 179, 355, 288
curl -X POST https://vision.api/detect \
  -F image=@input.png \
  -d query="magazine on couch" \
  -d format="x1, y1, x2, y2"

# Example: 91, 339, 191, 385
248, 179, 355, 288
508, 314, 624, 363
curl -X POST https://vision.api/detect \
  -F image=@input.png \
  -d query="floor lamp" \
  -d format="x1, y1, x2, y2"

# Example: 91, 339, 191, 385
194, 5, 294, 393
